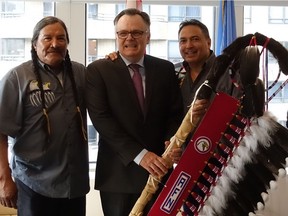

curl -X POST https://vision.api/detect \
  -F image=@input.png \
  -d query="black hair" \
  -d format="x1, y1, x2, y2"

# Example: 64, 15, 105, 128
178, 19, 210, 39
114, 8, 150, 27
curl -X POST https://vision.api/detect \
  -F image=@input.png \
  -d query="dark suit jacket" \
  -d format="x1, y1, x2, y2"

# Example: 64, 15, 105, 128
86, 53, 183, 193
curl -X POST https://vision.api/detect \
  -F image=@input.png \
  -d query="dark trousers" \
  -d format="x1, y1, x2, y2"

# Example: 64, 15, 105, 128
15, 178, 86, 216
100, 191, 159, 216
100, 191, 140, 216
99, 170, 171, 216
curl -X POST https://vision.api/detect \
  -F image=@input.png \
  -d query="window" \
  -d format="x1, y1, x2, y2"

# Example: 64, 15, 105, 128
86, 4, 212, 65
282, 41, 288, 48
0, 1, 24, 18
87, 39, 97, 63
0, 38, 25, 79
1, 38, 24, 61
43, 2, 54, 17
283, 81, 288, 102
168, 5, 201, 22
244, 6, 252, 23
0, 1, 54, 79
168, 40, 182, 64
116, 3, 125, 15
87, 3, 97, 19
146, 5, 166, 22
266, 79, 288, 104
269, 6, 288, 24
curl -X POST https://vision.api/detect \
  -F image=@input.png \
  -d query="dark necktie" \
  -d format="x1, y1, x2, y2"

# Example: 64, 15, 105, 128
129, 64, 145, 112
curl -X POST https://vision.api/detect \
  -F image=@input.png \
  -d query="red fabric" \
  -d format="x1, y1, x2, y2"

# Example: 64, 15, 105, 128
148, 93, 239, 216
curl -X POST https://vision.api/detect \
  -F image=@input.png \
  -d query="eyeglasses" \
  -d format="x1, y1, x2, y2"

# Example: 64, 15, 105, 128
116, 30, 147, 39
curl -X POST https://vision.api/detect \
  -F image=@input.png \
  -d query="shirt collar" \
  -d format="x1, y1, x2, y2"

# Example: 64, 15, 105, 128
119, 54, 144, 68
38, 59, 65, 74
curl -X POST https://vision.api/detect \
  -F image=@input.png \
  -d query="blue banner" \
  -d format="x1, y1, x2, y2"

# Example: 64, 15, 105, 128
216, 0, 237, 56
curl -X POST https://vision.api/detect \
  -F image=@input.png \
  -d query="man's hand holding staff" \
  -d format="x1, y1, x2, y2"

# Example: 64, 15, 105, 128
129, 99, 210, 216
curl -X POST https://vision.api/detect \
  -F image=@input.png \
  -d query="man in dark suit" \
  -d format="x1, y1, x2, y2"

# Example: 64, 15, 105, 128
86, 8, 183, 216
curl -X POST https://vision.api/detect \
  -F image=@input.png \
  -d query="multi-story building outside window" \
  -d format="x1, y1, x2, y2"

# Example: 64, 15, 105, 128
0, 1, 54, 79
168, 40, 182, 64
43, 2, 54, 17
1, 38, 24, 61
87, 3, 98, 20
168, 5, 201, 22
86, 4, 214, 65
244, 6, 252, 23
0, 1, 24, 18
269, 6, 288, 24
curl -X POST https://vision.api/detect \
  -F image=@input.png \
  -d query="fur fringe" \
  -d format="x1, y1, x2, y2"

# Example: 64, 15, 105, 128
198, 111, 287, 216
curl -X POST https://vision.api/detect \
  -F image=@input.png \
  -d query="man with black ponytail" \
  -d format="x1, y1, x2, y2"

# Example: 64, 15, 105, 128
0, 16, 89, 216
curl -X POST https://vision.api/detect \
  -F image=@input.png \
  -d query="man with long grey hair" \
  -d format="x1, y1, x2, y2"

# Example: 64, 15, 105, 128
0, 16, 89, 216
